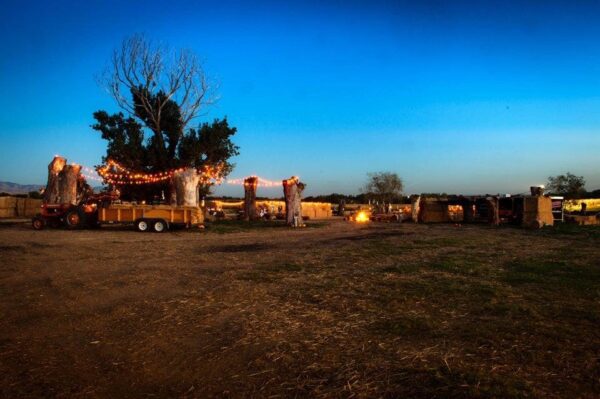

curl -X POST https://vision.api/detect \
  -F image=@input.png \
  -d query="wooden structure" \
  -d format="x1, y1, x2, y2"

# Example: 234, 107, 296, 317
98, 203, 203, 232
243, 177, 258, 221
410, 193, 554, 228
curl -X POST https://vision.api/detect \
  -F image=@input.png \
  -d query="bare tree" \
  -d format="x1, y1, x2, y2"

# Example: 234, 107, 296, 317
101, 34, 217, 134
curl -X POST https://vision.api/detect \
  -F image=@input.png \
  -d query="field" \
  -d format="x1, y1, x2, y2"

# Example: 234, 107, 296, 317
0, 220, 599, 398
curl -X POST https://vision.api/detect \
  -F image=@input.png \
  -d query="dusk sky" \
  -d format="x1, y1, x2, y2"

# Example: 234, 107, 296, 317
1, 0, 599, 196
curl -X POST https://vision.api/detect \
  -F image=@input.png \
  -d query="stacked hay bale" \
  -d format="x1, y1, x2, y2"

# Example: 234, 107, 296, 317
0, 197, 41, 218
18, 198, 42, 217
304, 202, 333, 219
420, 199, 451, 223
256, 201, 333, 219
522, 196, 554, 228
0, 196, 17, 218
564, 199, 600, 214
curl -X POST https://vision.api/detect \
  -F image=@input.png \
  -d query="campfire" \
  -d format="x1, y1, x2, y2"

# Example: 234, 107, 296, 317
354, 211, 370, 223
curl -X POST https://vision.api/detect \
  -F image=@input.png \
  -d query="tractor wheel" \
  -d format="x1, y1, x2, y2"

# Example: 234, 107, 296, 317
135, 219, 150, 232
152, 220, 168, 233
32, 216, 45, 230
65, 210, 82, 229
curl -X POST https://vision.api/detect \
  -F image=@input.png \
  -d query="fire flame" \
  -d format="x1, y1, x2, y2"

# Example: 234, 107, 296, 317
354, 211, 370, 223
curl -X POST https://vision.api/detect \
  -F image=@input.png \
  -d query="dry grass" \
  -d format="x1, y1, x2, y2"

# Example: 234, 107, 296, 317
0, 220, 599, 398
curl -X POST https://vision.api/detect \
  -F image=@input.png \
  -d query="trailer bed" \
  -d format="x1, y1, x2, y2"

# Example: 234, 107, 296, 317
99, 204, 203, 231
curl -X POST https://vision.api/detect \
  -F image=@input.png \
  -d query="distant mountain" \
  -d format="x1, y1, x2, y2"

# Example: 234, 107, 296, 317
0, 181, 44, 194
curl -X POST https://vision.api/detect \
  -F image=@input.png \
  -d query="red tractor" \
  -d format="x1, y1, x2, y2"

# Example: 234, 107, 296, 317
31, 193, 118, 230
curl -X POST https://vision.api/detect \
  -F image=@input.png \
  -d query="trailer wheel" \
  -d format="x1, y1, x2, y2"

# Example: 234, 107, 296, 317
152, 220, 168, 233
65, 210, 82, 229
135, 219, 150, 232
32, 216, 45, 230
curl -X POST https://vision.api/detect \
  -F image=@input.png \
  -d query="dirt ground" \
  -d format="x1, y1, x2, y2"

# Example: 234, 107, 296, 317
0, 220, 599, 398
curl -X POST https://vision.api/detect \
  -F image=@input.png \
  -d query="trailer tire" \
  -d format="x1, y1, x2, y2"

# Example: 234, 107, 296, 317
32, 216, 45, 230
65, 210, 82, 229
135, 219, 150, 232
152, 219, 168, 233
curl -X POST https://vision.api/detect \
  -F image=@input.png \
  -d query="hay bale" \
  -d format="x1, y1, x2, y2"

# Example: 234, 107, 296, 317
16, 198, 26, 216
24, 199, 42, 217
564, 199, 600, 213
420, 200, 450, 223
0, 196, 17, 209
522, 196, 554, 228
0, 208, 15, 218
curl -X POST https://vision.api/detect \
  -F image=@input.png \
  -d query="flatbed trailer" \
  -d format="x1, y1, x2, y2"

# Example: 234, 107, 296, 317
98, 203, 203, 232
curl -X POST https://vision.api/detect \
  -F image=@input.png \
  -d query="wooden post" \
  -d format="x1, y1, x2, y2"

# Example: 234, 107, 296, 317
243, 176, 258, 221
283, 176, 305, 227
44, 156, 67, 204
58, 164, 82, 205
174, 168, 199, 206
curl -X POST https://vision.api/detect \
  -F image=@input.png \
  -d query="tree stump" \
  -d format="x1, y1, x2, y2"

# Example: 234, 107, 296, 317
487, 197, 500, 226
44, 156, 67, 204
174, 168, 199, 206
411, 195, 421, 223
58, 164, 82, 205
243, 177, 258, 221
283, 176, 305, 227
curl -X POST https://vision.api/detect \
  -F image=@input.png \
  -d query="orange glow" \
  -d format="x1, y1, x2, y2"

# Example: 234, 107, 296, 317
354, 211, 370, 223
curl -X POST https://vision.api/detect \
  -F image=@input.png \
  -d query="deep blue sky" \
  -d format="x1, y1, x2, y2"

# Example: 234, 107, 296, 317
1, 0, 599, 196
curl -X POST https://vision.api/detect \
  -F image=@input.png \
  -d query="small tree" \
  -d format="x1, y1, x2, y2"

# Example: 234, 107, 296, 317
363, 172, 404, 210
547, 173, 586, 199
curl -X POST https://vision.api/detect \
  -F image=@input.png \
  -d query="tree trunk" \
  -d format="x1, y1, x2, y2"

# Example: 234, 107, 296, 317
174, 168, 199, 206
283, 176, 304, 227
487, 197, 500, 226
44, 156, 66, 204
243, 177, 258, 221
411, 195, 421, 223
58, 164, 82, 205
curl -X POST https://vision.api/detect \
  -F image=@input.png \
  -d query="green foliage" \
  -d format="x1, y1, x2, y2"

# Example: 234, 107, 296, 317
178, 118, 239, 175
362, 171, 404, 203
92, 111, 146, 170
92, 97, 238, 201
547, 172, 586, 199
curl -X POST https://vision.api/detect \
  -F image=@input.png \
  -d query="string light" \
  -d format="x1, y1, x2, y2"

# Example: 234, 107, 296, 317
96, 159, 226, 186
56, 154, 293, 189
226, 176, 287, 188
